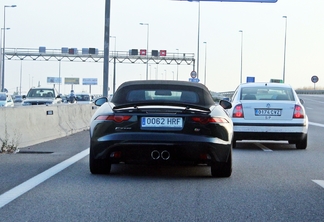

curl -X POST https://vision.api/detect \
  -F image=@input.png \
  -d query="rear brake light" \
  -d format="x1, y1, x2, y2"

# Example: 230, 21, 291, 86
232, 104, 244, 118
95, 115, 132, 122
293, 105, 304, 118
191, 117, 229, 124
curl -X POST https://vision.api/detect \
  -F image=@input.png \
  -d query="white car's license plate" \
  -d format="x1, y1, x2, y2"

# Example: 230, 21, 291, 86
255, 109, 282, 116
141, 117, 183, 128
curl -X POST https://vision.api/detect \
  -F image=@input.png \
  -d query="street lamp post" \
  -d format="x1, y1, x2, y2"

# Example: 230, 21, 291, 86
149, 64, 152, 79
110, 35, 117, 93
282, 16, 287, 83
109, 36, 116, 54
176, 48, 179, 80
140, 23, 149, 80
0, 27, 10, 92
203, 42, 207, 85
239, 30, 243, 84
1, 5, 17, 92
196, 2, 201, 79
19, 60, 22, 95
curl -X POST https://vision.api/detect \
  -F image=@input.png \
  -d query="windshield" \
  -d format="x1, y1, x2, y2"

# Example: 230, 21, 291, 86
0, 94, 6, 101
76, 94, 90, 101
126, 90, 199, 103
27, 89, 55, 98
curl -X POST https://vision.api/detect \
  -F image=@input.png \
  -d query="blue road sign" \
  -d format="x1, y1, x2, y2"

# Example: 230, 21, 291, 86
246, 76, 255, 83
189, 78, 200, 82
311, 75, 319, 83
190, 71, 197, 78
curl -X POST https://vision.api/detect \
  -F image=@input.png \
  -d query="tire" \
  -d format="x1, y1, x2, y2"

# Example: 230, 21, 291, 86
232, 139, 237, 148
211, 150, 232, 178
296, 135, 307, 150
89, 150, 111, 174
288, 140, 296, 144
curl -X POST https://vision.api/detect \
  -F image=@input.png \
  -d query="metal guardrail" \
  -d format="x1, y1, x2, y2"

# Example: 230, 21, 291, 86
295, 90, 324, 94
211, 90, 324, 102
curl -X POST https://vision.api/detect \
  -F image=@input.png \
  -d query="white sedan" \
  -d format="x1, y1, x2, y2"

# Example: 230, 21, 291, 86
228, 82, 308, 149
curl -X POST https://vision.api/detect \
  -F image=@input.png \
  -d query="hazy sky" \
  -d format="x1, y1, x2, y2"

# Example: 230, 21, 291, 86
2, 0, 324, 95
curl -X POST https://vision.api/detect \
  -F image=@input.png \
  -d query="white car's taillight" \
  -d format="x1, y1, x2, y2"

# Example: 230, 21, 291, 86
293, 105, 304, 118
232, 104, 244, 118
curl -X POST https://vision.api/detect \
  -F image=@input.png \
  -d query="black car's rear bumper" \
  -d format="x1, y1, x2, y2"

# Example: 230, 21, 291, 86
90, 132, 231, 165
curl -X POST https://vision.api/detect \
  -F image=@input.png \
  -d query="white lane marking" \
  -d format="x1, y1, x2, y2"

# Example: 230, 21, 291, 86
309, 122, 324, 128
0, 148, 89, 209
254, 143, 273, 151
313, 180, 324, 189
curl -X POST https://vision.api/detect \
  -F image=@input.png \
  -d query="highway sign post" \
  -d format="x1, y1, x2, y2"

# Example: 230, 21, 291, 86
311, 75, 319, 90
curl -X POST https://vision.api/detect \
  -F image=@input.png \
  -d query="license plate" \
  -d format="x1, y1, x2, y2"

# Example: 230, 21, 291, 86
255, 109, 282, 116
141, 117, 183, 128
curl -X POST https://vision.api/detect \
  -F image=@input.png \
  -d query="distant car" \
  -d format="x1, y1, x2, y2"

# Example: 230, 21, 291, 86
61, 95, 69, 103
13, 95, 23, 103
22, 87, 62, 106
0, 92, 14, 107
228, 82, 308, 149
89, 80, 233, 177
75, 92, 93, 104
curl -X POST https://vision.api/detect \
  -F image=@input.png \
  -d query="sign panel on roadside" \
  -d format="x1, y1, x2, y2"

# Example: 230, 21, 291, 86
65, 77, 80, 85
47, 77, 61, 84
83, 78, 98, 85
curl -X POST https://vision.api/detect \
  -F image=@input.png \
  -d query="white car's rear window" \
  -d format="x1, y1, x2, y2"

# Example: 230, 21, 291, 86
241, 87, 295, 101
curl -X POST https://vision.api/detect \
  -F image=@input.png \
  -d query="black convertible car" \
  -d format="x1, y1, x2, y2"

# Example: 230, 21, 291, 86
89, 80, 233, 177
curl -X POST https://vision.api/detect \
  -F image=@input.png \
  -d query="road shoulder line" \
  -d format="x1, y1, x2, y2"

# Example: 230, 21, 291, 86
313, 180, 324, 189
309, 122, 324, 128
0, 148, 89, 209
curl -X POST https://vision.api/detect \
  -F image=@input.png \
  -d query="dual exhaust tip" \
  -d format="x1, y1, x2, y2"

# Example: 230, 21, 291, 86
151, 150, 170, 160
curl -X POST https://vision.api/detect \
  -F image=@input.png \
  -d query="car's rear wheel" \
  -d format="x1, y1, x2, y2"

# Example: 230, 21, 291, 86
89, 150, 111, 174
232, 139, 237, 148
296, 135, 307, 149
211, 150, 232, 178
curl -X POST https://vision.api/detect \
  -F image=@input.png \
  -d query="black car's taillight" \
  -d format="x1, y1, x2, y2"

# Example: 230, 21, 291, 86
95, 115, 132, 122
191, 117, 229, 124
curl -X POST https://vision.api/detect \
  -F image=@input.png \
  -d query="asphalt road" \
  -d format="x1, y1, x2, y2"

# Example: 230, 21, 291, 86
0, 94, 323, 222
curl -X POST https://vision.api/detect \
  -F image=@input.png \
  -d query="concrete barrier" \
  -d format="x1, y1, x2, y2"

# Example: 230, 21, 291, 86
0, 104, 96, 148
